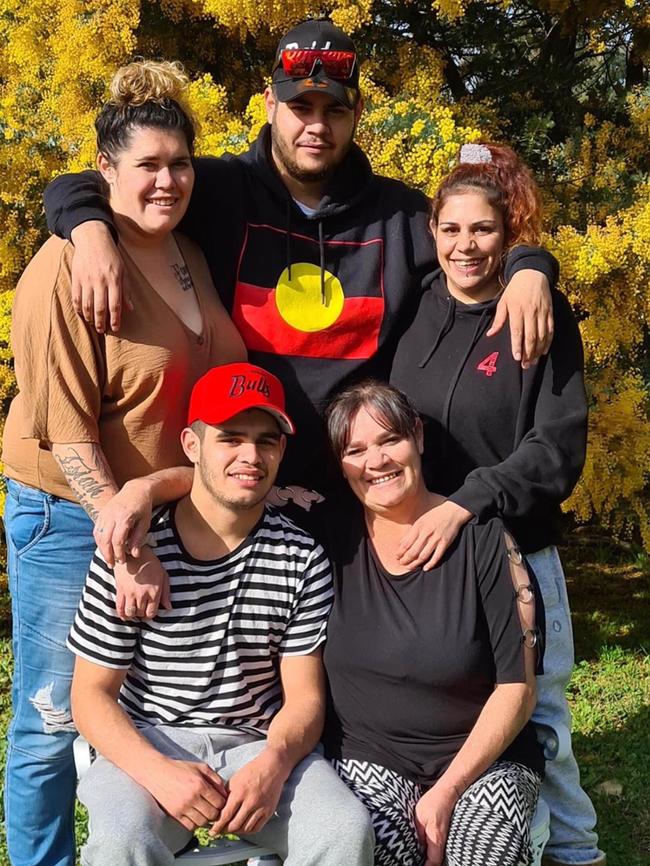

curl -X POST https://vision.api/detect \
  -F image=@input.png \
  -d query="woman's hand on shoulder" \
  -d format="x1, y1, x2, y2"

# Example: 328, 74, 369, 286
397, 500, 473, 571
113, 546, 172, 620
415, 783, 458, 866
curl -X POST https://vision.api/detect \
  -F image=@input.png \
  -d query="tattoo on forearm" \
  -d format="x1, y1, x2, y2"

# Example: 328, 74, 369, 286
53, 445, 115, 522
171, 262, 193, 292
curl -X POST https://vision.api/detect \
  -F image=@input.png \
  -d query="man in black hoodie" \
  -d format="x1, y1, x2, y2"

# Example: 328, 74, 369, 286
44, 19, 557, 504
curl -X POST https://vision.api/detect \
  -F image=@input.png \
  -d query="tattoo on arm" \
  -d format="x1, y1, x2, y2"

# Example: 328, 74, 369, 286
52, 444, 117, 522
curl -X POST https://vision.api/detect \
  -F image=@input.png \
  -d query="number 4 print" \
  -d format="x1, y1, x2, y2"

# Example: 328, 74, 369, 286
477, 352, 499, 377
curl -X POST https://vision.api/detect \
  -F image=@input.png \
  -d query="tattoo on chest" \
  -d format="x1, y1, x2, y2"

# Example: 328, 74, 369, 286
171, 262, 194, 292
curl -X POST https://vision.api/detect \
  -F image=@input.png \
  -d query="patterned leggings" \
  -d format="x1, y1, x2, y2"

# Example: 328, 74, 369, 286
332, 759, 541, 866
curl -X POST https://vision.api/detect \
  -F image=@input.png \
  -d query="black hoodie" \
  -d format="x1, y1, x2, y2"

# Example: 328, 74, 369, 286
390, 272, 587, 552
44, 125, 558, 493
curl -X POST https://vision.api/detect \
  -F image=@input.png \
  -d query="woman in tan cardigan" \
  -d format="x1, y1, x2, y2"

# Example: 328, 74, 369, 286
2, 60, 245, 866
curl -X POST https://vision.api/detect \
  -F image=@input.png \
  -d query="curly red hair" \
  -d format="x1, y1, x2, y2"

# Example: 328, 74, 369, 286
431, 144, 542, 250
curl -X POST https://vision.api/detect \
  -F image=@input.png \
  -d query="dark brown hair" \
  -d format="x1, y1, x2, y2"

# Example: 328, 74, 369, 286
325, 380, 421, 461
95, 60, 197, 161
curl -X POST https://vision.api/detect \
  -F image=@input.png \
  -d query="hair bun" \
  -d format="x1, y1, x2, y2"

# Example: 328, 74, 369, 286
109, 59, 190, 109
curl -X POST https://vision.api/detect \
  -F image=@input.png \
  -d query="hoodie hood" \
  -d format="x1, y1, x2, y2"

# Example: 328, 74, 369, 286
418, 271, 498, 368
424, 269, 501, 313
237, 123, 376, 301
240, 124, 375, 219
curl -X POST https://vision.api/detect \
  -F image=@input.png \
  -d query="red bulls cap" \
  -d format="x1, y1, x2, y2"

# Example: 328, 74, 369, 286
188, 363, 295, 435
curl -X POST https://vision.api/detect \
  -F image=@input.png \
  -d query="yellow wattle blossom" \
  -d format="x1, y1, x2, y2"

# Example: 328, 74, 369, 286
431, 0, 467, 21
568, 369, 650, 550
193, 0, 372, 33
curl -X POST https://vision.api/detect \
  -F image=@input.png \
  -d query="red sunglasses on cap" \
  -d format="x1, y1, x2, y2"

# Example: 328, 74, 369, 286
279, 49, 356, 80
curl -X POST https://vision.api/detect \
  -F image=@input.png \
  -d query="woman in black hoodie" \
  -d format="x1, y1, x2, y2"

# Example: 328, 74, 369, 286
390, 144, 604, 866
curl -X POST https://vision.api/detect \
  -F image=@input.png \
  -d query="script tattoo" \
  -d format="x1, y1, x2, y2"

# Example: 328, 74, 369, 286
171, 262, 194, 292
53, 445, 114, 522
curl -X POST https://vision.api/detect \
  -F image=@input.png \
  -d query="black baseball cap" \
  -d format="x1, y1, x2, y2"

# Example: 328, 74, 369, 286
272, 20, 360, 110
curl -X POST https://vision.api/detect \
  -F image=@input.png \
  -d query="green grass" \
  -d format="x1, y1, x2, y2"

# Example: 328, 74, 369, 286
0, 528, 649, 865
559, 529, 650, 865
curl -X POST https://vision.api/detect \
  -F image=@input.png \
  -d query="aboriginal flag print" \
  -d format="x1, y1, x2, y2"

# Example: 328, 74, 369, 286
232, 223, 385, 360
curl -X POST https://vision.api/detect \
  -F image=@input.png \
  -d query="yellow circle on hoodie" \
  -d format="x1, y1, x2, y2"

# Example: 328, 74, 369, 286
275, 263, 344, 332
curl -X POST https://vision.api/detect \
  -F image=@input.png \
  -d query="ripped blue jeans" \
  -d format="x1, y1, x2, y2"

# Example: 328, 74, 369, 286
3, 478, 95, 866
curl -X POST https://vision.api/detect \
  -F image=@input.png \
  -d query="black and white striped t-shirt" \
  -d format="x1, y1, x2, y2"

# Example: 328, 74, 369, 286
68, 504, 333, 734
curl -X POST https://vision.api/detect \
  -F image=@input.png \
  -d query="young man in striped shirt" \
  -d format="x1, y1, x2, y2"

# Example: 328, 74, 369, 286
67, 363, 374, 866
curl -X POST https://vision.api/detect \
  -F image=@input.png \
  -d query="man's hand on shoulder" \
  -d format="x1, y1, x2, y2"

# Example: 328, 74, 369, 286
487, 270, 554, 367
70, 221, 132, 332
209, 749, 290, 836
142, 755, 228, 832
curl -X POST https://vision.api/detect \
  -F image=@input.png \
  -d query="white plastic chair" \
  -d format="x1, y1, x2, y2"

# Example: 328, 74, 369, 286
529, 720, 571, 866
175, 839, 275, 865
530, 797, 550, 866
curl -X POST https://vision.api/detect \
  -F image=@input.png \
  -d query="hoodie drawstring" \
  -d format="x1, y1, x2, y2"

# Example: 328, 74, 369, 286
285, 198, 293, 281
419, 296, 455, 368
284, 197, 326, 305
441, 306, 492, 431
318, 220, 326, 304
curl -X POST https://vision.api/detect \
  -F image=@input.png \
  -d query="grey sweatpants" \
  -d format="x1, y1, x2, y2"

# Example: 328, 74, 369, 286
77, 724, 375, 866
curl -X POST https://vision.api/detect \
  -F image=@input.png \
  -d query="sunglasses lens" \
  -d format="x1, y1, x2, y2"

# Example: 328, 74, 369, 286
281, 50, 314, 77
281, 50, 355, 80
323, 51, 356, 78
